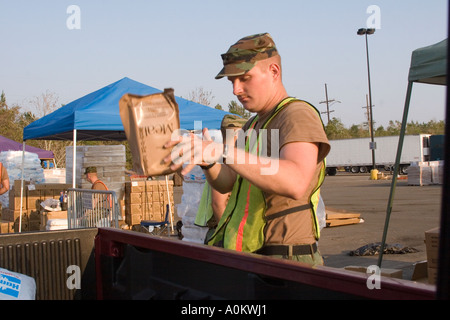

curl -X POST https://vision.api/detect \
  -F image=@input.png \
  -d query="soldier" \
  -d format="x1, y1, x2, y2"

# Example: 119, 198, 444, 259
85, 167, 108, 191
84, 166, 111, 215
166, 33, 330, 266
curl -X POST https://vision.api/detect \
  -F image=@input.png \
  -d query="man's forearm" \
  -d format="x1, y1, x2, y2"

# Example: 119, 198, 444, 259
203, 162, 236, 194
223, 143, 319, 200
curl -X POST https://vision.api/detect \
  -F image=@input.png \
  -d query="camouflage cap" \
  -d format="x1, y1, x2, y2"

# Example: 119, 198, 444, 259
221, 114, 247, 130
84, 167, 97, 174
220, 114, 247, 137
215, 33, 279, 79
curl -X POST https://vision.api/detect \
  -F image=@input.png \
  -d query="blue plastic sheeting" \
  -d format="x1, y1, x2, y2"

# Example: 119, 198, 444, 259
23, 77, 230, 141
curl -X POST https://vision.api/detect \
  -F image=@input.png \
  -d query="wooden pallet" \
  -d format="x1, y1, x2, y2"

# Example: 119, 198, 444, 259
325, 207, 363, 227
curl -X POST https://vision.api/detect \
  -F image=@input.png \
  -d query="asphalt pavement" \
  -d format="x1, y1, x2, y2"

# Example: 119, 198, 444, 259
318, 172, 442, 281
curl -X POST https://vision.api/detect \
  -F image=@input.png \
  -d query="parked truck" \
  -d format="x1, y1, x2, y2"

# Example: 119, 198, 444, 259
0, 227, 436, 301
325, 134, 432, 176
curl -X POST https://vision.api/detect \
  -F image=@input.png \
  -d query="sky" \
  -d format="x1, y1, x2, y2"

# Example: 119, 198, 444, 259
0, 0, 448, 128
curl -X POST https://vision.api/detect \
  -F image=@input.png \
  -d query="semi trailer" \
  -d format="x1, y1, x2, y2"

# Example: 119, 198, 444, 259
325, 134, 433, 176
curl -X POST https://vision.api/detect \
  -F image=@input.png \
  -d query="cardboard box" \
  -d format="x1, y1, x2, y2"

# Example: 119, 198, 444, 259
126, 203, 154, 217
1, 208, 29, 222
411, 261, 428, 282
124, 180, 174, 227
125, 180, 173, 194
125, 213, 144, 226
128, 192, 149, 204
40, 210, 67, 230
13, 215, 29, 232
9, 181, 71, 211
8, 189, 26, 210
0, 220, 14, 234
425, 227, 439, 284
425, 227, 439, 269
427, 267, 438, 285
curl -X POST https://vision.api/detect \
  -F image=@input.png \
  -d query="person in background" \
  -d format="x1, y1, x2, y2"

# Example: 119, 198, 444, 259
0, 162, 9, 196
85, 167, 108, 190
195, 114, 247, 241
0, 162, 9, 212
84, 166, 112, 219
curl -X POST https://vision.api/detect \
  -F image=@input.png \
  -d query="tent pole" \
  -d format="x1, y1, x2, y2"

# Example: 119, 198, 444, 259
165, 175, 174, 234
377, 81, 413, 267
72, 129, 77, 188
19, 141, 26, 233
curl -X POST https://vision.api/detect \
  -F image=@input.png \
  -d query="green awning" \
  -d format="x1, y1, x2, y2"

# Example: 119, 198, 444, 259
408, 39, 447, 85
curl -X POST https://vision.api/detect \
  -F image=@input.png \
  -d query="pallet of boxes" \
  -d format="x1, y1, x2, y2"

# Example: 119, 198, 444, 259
125, 178, 175, 232
1, 180, 71, 233
408, 161, 444, 186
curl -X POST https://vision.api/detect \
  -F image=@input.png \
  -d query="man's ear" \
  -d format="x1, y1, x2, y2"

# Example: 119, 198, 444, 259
269, 62, 282, 80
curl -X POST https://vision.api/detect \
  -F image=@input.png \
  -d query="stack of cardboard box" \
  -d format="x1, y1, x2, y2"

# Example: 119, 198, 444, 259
0, 180, 71, 233
408, 160, 444, 186
425, 227, 440, 284
125, 179, 174, 228
408, 162, 432, 186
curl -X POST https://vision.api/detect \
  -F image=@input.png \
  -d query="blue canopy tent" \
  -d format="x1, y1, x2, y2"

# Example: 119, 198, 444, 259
23, 77, 230, 141
19, 77, 231, 232
22, 77, 231, 186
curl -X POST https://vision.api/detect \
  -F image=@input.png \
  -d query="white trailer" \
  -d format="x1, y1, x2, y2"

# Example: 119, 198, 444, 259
325, 134, 431, 175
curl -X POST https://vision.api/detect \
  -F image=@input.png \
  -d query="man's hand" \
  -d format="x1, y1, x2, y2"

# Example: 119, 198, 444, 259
164, 128, 223, 175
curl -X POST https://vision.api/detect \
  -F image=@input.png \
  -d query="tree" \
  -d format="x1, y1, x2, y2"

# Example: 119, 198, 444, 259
348, 124, 368, 138
29, 90, 60, 117
0, 92, 23, 141
0, 91, 6, 109
228, 100, 251, 119
188, 87, 215, 106
324, 117, 350, 140
374, 125, 387, 136
385, 120, 401, 136
27, 91, 71, 167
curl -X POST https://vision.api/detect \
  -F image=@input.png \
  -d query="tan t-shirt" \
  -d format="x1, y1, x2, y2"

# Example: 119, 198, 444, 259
243, 100, 330, 245
92, 180, 108, 191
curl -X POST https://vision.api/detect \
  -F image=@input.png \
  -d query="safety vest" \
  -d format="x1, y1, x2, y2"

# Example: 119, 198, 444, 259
194, 181, 214, 227
208, 97, 327, 252
92, 180, 112, 208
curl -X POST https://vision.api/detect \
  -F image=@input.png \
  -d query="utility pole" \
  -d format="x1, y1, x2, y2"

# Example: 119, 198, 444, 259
319, 84, 340, 123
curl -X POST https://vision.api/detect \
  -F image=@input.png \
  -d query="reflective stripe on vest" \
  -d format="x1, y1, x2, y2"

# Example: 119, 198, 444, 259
208, 97, 326, 252
92, 180, 112, 207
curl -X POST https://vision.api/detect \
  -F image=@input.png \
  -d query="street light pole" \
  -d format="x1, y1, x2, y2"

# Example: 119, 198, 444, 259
358, 28, 376, 171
